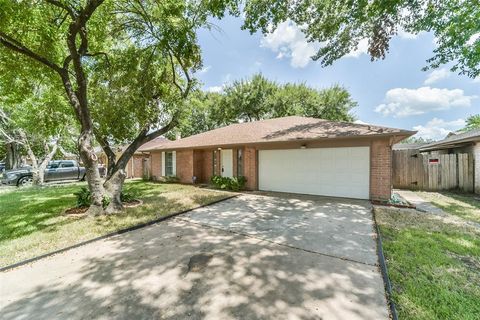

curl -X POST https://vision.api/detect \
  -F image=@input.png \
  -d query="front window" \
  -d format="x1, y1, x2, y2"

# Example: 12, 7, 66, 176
60, 161, 74, 168
47, 162, 59, 169
165, 152, 173, 176
237, 149, 243, 176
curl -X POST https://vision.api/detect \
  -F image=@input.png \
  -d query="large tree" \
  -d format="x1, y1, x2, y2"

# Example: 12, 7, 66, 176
0, 0, 235, 214
242, 0, 480, 78
173, 75, 357, 138
0, 78, 74, 184
460, 114, 480, 132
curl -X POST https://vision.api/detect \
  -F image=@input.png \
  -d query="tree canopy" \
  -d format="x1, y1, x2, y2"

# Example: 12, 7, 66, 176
460, 114, 480, 132
242, 0, 480, 78
1, 0, 478, 212
172, 74, 357, 138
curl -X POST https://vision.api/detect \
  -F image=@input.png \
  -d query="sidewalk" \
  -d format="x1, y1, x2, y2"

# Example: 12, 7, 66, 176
394, 190, 447, 215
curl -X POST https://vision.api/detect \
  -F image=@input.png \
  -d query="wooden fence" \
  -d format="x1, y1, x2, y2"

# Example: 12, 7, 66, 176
393, 150, 474, 192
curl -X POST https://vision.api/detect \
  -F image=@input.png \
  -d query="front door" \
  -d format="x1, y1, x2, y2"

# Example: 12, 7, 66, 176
221, 149, 233, 178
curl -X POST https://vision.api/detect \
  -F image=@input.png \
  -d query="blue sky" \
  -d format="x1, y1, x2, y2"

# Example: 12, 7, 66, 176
196, 16, 479, 141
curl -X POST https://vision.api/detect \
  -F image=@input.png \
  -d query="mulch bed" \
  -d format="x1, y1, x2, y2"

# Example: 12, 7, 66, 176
64, 199, 143, 215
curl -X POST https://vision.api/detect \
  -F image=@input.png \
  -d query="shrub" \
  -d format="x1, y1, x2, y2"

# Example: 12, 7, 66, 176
74, 188, 138, 208
157, 175, 179, 183
74, 187, 91, 208
165, 175, 180, 183
210, 175, 247, 191
121, 190, 138, 202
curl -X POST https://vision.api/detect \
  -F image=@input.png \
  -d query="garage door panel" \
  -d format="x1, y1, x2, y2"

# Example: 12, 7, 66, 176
258, 147, 370, 199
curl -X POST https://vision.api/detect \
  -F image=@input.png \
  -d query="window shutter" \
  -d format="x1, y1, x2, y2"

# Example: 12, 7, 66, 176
172, 151, 177, 175
161, 152, 165, 176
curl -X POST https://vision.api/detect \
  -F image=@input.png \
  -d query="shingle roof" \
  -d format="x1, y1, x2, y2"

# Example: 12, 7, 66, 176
392, 143, 427, 150
419, 129, 480, 151
93, 136, 169, 154
137, 136, 169, 152
143, 116, 415, 151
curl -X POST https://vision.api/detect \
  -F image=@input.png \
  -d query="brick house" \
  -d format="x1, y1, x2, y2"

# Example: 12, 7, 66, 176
97, 136, 169, 179
142, 116, 415, 200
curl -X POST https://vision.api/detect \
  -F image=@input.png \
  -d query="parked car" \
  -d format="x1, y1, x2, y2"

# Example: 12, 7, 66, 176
0, 160, 86, 186
0, 162, 5, 173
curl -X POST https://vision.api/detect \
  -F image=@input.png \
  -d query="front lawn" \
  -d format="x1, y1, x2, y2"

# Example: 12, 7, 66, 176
416, 191, 480, 223
376, 207, 480, 320
0, 181, 232, 268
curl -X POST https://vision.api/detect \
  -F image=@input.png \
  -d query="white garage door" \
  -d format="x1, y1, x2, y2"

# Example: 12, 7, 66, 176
258, 147, 370, 199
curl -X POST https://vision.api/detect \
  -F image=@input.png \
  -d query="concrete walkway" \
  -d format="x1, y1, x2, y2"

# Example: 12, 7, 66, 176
395, 189, 446, 215
0, 194, 388, 320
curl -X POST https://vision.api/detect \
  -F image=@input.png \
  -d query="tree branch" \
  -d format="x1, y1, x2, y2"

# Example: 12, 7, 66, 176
44, 0, 76, 19
94, 129, 117, 176
0, 31, 63, 74
108, 116, 179, 179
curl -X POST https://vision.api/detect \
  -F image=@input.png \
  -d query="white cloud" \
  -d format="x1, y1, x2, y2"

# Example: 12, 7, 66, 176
206, 86, 223, 93
345, 39, 369, 58
424, 68, 450, 85
398, 29, 418, 40
375, 87, 475, 117
198, 65, 211, 74
354, 120, 368, 125
413, 118, 465, 140
262, 21, 374, 67
466, 32, 480, 46
261, 21, 318, 68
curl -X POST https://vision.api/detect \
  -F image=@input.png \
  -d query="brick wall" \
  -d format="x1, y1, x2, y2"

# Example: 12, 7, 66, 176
243, 146, 257, 190
232, 148, 238, 177
133, 155, 144, 178
150, 151, 162, 181
200, 150, 214, 182
370, 139, 392, 200
176, 150, 194, 183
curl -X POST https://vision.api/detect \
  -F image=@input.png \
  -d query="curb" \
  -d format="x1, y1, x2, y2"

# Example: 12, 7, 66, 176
373, 209, 399, 320
0, 194, 238, 273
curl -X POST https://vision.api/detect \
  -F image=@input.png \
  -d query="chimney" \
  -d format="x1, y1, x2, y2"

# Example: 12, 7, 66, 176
175, 132, 181, 140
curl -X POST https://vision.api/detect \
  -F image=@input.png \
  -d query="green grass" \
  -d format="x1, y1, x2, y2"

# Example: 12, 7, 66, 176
0, 180, 232, 267
416, 191, 480, 223
376, 207, 480, 320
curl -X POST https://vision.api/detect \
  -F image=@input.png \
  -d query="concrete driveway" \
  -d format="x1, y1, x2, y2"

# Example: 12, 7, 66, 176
0, 194, 388, 320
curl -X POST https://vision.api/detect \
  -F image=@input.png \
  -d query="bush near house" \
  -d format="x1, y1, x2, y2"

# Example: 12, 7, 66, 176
211, 175, 247, 191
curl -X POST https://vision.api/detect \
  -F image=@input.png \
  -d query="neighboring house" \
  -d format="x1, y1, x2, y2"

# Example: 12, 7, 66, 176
97, 136, 169, 179
141, 116, 414, 200
418, 129, 480, 193
392, 143, 427, 151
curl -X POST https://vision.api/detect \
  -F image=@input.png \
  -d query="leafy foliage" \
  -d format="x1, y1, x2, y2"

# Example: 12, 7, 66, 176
74, 187, 138, 208
172, 74, 357, 138
460, 114, 480, 132
211, 175, 247, 191
74, 187, 92, 208
242, 0, 480, 78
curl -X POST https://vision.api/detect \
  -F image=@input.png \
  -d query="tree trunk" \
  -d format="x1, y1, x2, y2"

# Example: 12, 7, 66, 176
5, 142, 21, 170
104, 169, 127, 214
78, 130, 105, 216
34, 141, 59, 185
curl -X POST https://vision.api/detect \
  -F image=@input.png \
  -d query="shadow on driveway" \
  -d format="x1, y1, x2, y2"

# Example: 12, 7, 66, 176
0, 195, 388, 320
